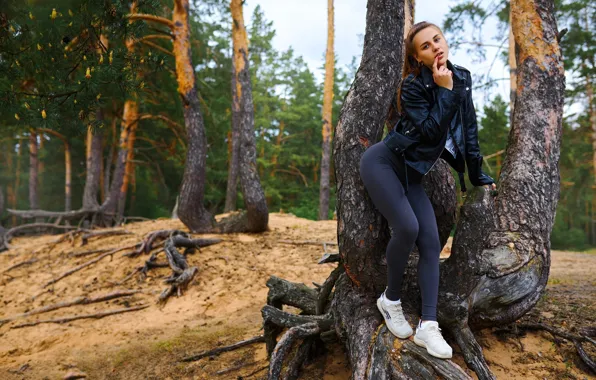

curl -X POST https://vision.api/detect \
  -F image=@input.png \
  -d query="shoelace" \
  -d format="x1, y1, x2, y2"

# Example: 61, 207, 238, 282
386, 303, 408, 324
425, 325, 447, 343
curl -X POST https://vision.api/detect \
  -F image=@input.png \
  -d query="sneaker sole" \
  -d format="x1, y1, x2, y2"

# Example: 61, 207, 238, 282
376, 298, 413, 339
413, 335, 453, 359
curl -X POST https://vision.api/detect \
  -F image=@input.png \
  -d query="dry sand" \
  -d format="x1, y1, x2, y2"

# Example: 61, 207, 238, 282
0, 213, 594, 379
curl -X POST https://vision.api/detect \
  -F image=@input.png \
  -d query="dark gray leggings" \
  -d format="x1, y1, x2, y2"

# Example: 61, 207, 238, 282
359, 141, 441, 321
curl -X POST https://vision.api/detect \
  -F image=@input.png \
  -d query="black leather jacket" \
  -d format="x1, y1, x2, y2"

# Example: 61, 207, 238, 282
384, 60, 494, 188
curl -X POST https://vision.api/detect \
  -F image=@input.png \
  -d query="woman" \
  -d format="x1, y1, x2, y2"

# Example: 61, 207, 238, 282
359, 21, 495, 359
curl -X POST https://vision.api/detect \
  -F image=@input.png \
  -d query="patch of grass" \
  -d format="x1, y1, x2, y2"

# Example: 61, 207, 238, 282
548, 277, 562, 285
76, 325, 256, 379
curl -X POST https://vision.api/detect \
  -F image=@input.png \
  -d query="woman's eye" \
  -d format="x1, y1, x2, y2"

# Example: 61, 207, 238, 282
434, 38, 441, 42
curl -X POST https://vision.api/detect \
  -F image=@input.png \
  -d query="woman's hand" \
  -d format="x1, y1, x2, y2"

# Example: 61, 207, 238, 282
432, 56, 453, 90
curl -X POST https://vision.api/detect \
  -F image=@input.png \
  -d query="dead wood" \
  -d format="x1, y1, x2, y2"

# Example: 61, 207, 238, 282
80, 229, 132, 245
181, 335, 265, 362
10, 304, 149, 329
243, 365, 269, 378
68, 249, 111, 258
44, 245, 136, 288
4, 223, 80, 248
0, 290, 139, 325
157, 234, 200, 304
268, 322, 321, 380
215, 361, 261, 376
3, 257, 38, 273
278, 240, 337, 246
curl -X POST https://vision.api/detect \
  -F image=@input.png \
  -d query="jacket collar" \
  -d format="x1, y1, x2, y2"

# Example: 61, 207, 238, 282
419, 59, 465, 89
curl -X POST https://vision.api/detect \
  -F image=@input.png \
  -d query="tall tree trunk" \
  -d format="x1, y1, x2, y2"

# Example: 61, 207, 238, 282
103, 117, 117, 202
82, 125, 103, 210
38, 129, 72, 212
173, 0, 214, 232
227, 0, 268, 232
28, 131, 39, 210
404, 0, 414, 37
261, 0, 564, 379
117, 99, 139, 220
508, 10, 517, 126
11, 138, 22, 225
318, 0, 335, 221
224, 61, 241, 213
102, 114, 133, 218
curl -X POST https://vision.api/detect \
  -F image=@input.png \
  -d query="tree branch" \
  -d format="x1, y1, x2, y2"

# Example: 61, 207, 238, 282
127, 13, 175, 30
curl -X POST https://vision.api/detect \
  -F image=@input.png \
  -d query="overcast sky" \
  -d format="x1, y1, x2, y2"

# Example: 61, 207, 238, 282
243, 0, 510, 112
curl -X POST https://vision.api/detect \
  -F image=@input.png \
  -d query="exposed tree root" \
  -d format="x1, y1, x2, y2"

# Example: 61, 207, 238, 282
181, 335, 265, 362
43, 245, 137, 288
10, 304, 149, 329
157, 234, 200, 305
268, 322, 321, 379
3, 223, 80, 249
0, 290, 140, 326
2, 257, 39, 273
80, 229, 131, 245
513, 322, 596, 373
266, 276, 318, 314
278, 240, 337, 246
316, 265, 343, 315
68, 248, 111, 258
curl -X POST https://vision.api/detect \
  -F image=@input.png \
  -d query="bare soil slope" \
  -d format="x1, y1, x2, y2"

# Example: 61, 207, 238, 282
0, 213, 594, 379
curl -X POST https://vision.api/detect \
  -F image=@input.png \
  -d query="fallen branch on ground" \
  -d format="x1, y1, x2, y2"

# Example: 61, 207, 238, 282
4, 223, 80, 249
68, 248, 111, 258
10, 304, 149, 329
43, 244, 137, 288
3, 257, 39, 273
215, 361, 262, 375
81, 229, 132, 245
0, 290, 139, 325
278, 240, 337, 246
181, 335, 265, 362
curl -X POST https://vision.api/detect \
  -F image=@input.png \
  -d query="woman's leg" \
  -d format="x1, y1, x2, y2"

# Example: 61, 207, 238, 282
405, 182, 441, 321
359, 143, 419, 301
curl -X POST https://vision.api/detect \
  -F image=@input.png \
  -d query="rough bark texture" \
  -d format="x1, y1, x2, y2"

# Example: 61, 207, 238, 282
229, 0, 268, 232
82, 125, 103, 210
318, 0, 335, 221
28, 131, 38, 210
326, 0, 564, 379
508, 14, 517, 127
174, 0, 214, 233
224, 60, 241, 213
117, 99, 139, 220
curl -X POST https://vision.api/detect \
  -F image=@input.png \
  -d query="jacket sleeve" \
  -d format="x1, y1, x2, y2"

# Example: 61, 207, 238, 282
463, 74, 494, 186
400, 77, 464, 144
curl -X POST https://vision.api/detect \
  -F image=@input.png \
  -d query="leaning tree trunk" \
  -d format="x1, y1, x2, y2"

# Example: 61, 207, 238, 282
173, 0, 214, 233
218, 0, 268, 233
261, 0, 564, 379
318, 0, 335, 221
224, 59, 241, 213
508, 8, 517, 127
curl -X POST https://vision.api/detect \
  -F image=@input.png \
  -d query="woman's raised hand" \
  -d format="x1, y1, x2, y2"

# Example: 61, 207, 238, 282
432, 56, 453, 90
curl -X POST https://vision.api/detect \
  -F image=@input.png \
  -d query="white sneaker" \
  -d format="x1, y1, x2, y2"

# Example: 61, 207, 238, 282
376, 292, 413, 339
414, 321, 453, 359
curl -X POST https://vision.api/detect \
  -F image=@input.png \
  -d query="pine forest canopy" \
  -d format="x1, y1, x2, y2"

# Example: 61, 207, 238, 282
0, 0, 594, 249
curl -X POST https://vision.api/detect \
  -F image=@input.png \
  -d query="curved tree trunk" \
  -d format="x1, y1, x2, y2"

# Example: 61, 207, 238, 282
173, 0, 214, 233
261, 0, 564, 378
318, 0, 335, 221
220, 0, 268, 233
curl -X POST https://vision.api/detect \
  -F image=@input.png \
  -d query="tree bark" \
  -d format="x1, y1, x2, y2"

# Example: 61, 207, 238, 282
28, 131, 39, 211
38, 129, 72, 212
224, 60, 241, 213
508, 10, 517, 127
227, 0, 268, 232
318, 0, 335, 221
173, 0, 214, 232
103, 118, 117, 203
117, 99, 139, 220
11, 138, 22, 225
82, 124, 103, 210
323, 0, 564, 378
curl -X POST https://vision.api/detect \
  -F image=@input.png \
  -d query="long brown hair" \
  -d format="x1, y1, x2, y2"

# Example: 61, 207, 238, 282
386, 21, 444, 126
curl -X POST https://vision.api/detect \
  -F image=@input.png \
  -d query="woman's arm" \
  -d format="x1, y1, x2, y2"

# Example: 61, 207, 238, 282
400, 77, 464, 144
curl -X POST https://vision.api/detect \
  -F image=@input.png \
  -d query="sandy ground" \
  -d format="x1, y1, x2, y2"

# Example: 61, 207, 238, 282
0, 213, 594, 380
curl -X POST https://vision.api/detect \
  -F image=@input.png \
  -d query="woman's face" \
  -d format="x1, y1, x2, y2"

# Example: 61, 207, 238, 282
412, 27, 449, 69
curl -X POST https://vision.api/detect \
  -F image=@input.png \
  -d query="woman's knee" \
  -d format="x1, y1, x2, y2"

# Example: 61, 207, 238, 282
390, 219, 419, 245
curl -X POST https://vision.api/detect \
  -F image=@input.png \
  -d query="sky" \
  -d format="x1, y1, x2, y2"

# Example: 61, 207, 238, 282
243, 0, 511, 113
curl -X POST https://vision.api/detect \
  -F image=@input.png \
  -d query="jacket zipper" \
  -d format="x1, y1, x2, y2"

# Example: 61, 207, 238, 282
424, 103, 464, 176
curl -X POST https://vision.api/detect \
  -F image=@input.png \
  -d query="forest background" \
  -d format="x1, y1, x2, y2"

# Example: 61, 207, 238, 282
0, 0, 594, 250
